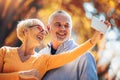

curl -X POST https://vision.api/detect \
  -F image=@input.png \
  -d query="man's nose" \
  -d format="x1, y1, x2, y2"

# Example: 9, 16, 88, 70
60, 25, 66, 30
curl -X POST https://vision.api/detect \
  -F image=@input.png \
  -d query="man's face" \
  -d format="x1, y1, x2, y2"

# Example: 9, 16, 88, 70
49, 14, 72, 43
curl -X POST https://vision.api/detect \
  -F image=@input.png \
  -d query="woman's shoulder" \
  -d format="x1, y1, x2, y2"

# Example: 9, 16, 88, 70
1, 46, 17, 50
0, 46, 18, 55
35, 54, 51, 62
37, 54, 50, 58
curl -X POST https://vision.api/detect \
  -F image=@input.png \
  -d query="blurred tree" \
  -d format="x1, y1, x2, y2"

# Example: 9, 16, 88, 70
0, 0, 119, 48
0, 0, 44, 47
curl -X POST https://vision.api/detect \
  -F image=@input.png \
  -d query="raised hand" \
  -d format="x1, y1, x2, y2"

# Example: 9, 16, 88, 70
90, 20, 111, 45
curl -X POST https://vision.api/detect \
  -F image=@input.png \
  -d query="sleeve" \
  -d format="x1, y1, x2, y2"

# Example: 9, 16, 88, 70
46, 40, 93, 70
0, 47, 19, 80
0, 72, 19, 80
78, 52, 98, 80
0, 47, 5, 72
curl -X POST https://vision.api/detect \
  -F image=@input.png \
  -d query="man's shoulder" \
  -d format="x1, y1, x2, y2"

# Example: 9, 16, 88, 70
38, 46, 50, 54
78, 52, 96, 65
82, 52, 95, 60
65, 39, 78, 46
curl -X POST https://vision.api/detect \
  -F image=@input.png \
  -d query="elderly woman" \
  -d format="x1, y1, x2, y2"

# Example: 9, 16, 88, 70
0, 18, 106, 80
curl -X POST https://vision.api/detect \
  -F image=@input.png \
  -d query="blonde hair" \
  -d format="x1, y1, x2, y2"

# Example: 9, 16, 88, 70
17, 19, 44, 41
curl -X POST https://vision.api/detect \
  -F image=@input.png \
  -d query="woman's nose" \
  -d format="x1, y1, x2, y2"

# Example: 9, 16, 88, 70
41, 30, 48, 36
44, 30, 48, 35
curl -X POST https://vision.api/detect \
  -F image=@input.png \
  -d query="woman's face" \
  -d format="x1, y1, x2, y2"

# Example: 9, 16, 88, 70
27, 24, 47, 46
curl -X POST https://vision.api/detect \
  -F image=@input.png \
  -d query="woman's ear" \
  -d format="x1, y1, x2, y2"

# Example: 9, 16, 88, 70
23, 28, 28, 36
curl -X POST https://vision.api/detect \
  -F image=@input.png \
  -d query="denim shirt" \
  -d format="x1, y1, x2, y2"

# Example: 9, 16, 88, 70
38, 39, 98, 80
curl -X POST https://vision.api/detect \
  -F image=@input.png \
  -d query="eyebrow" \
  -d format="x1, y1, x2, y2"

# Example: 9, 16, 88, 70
55, 22, 60, 24
29, 25, 41, 28
55, 22, 70, 25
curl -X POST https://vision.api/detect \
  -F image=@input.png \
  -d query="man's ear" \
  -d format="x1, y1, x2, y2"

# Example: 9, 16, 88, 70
46, 25, 50, 32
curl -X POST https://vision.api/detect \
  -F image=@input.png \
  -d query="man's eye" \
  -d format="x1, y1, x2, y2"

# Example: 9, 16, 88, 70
64, 25, 69, 28
55, 23, 61, 27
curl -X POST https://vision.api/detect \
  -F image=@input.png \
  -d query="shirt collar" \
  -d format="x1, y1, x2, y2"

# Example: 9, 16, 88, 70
47, 39, 77, 49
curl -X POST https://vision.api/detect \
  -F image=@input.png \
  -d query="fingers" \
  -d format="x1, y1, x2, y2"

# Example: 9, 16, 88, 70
19, 75, 39, 80
101, 20, 111, 28
19, 69, 40, 80
104, 20, 111, 28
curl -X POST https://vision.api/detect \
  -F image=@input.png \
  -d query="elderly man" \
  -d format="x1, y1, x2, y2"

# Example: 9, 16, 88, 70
38, 10, 98, 80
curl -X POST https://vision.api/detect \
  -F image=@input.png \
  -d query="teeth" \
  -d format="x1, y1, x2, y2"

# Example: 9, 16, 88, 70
57, 33, 66, 38
58, 33, 65, 35
37, 35, 43, 39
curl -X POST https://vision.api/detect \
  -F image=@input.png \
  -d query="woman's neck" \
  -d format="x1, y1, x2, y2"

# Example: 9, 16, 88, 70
18, 42, 35, 56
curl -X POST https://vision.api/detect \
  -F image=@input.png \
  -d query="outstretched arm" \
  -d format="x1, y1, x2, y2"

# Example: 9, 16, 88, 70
46, 31, 102, 70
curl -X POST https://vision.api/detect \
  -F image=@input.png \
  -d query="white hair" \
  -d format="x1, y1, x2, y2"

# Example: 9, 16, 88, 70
48, 10, 72, 25
17, 18, 44, 41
